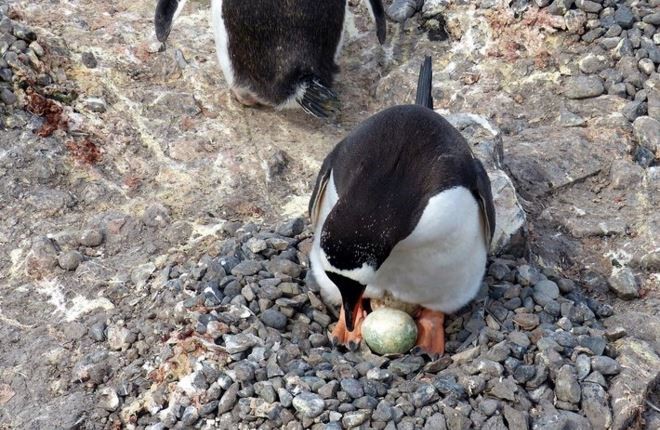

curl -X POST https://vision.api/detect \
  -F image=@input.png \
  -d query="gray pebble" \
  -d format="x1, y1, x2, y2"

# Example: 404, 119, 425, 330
78, 229, 104, 247
590, 356, 621, 375
581, 383, 612, 429
614, 5, 634, 29
555, 365, 581, 403
292, 392, 325, 418
0, 87, 16, 104
532, 280, 560, 306
180, 406, 199, 426
565, 75, 605, 99
340, 378, 364, 399
58, 250, 82, 271
82, 51, 97, 68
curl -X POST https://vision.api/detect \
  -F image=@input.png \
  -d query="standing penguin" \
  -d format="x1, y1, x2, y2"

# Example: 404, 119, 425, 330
154, 0, 386, 118
309, 57, 496, 354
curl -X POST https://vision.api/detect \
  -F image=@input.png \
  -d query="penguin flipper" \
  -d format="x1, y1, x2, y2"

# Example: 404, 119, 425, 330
309, 152, 337, 227
472, 158, 496, 248
155, 0, 187, 42
365, 0, 387, 44
415, 56, 433, 110
297, 78, 340, 119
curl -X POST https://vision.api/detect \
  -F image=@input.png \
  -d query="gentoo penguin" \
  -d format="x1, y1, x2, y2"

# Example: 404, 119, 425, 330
309, 57, 496, 354
154, 0, 386, 118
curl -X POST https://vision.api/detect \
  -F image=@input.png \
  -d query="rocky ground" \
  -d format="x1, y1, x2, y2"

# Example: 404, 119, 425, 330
0, 0, 659, 429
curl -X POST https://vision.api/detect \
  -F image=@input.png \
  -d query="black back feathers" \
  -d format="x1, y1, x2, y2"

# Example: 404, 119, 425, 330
415, 56, 433, 110
155, 0, 180, 42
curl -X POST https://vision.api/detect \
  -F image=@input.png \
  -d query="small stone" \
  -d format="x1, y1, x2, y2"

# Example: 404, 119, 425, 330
131, 262, 156, 288
575, 0, 601, 13
639, 58, 655, 75
78, 229, 104, 247
218, 382, 239, 414
412, 383, 437, 407
340, 378, 364, 399
532, 280, 560, 306
254, 381, 278, 403
82, 97, 107, 113
223, 333, 262, 354
608, 267, 639, 299
555, 365, 581, 403
107, 325, 135, 351
582, 383, 612, 429
508, 331, 530, 348
578, 335, 606, 355
591, 355, 621, 375
614, 5, 634, 29
564, 9, 587, 34
276, 218, 305, 237
576, 354, 591, 380
260, 308, 288, 330
342, 410, 370, 428
424, 413, 447, 430
488, 376, 518, 401
633, 116, 660, 154
0, 88, 16, 104
503, 405, 528, 430
362, 308, 418, 355
622, 101, 646, 122
88, 321, 106, 342
58, 250, 82, 271
246, 237, 267, 253
82, 52, 97, 68
516, 265, 540, 286
565, 75, 605, 99
513, 313, 540, 330
292, 392, 325, 418
181, 406, 199, 426
480, 399, 499, 416
231, 260, 262, 276
557, 278, 575, 293
98, 387, 119, 411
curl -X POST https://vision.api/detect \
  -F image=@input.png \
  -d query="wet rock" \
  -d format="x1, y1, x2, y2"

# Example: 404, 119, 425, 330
608, 267, 639, 299
564, 76, 605, 99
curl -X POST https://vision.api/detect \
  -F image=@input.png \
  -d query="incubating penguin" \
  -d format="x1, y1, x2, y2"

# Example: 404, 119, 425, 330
154, 0, 387, 118
309, 57, 496, 354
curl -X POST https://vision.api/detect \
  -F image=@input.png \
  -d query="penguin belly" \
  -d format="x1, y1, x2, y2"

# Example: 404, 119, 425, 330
366, 186, 487, 313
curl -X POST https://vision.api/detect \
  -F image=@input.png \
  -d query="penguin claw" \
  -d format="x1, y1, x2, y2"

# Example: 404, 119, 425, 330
348, 340, 360, 352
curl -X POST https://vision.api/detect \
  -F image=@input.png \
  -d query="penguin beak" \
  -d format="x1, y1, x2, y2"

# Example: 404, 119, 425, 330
343, 293, 363, 332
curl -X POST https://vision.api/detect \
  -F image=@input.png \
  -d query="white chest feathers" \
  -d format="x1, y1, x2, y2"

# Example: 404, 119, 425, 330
310, 175, 488, 313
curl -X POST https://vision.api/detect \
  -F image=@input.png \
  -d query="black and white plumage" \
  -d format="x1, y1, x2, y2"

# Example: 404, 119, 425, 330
154, 0, 386, 118
309, 57, 495, 352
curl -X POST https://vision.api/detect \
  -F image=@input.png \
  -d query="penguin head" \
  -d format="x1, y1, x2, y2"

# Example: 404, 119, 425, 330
319, 199, 402, 331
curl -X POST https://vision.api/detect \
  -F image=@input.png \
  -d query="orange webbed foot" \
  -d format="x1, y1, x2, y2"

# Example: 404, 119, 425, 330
330, 300, 367, 351
414, 308, 445, 355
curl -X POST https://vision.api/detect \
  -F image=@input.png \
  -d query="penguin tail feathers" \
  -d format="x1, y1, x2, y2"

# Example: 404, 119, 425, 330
297, 78, 340, 119
366, 0, 387, 44
415, 56, 433, 110
155, 0, 183, 42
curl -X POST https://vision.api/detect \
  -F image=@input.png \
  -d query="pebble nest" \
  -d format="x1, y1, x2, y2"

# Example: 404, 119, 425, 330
90, 219, 624, 430
1, 0, 659, 429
